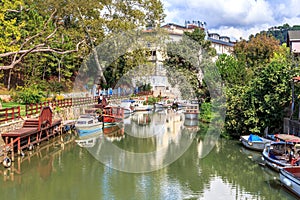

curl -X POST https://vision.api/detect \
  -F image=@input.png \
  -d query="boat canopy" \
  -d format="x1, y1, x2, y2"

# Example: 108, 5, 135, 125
248, 134, 263, 142
275, 134, 300, 143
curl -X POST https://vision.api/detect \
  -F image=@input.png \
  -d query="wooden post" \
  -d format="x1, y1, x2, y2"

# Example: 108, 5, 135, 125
10, 138, 14, 162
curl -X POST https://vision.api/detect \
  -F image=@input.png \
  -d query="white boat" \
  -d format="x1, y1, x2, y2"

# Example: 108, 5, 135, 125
120, 100, 135, 114
262, 142, 295, 171
280, 166, 300, 197
184, 119, 199, 127
75, 114, 103, 137
132, 99, 153, 112
240, 134, 271, 151
184, 103, 199, 120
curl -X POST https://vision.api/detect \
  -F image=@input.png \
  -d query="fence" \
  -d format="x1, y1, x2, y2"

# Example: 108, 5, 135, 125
25, 97, 94, 118
0, 107, 21, 124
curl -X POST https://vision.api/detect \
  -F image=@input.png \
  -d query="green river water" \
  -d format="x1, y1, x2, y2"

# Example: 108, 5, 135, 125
0, 110, 298, 200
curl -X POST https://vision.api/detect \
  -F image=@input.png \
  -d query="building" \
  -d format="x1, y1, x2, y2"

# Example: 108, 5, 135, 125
207, 33, 235, 55
287, 30, 300, 57
138, 22, 235, 98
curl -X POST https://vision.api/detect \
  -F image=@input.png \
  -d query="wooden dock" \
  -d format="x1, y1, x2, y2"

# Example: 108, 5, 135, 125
1, 106, 63, 158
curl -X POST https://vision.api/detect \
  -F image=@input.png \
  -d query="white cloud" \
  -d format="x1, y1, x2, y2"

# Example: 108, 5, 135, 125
161, 0, 300, 41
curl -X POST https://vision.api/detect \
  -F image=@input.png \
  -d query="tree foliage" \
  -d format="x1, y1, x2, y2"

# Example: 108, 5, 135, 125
218, 33, 299, 136
164, 28, 216, 100
0, 0, 165, 91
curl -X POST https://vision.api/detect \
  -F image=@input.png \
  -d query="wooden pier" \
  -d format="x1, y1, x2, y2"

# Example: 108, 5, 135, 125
1, 106, 63, 158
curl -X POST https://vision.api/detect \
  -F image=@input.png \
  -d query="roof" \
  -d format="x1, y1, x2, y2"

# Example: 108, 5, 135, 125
288, 30, 300, 41
208, 37, 235, 47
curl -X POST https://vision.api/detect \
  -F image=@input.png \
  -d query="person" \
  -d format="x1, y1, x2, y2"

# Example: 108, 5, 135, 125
289, 149, 295, 162
98, 94, 103, 104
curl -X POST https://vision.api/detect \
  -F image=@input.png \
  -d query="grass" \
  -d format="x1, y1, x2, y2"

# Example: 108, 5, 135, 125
1, 102, 26, 116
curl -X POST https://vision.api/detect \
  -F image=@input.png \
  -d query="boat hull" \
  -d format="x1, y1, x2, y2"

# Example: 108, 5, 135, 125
184, 113, 199, 120
280, 167, 300, 197
184, 119, 199, 127
262, 150, 292, 172
240, 135, 271, 151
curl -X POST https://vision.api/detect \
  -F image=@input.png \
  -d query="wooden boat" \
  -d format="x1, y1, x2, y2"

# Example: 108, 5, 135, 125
240, 134, 271, 151
75, 114, 103, 137
184, 103, 199, 120
280, 166, 300, 197
102, 106, 124, 125
262, 141, 295, 171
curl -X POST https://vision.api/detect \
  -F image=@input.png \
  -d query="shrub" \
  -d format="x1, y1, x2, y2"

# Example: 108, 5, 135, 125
13, 85, 46, 104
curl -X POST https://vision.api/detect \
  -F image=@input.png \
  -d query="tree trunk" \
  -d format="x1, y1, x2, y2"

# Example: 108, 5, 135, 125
92, 48, 107, 85
7, 69, 12, 90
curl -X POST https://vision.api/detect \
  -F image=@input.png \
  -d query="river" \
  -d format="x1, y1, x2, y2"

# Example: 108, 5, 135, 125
0, 109, 297, 200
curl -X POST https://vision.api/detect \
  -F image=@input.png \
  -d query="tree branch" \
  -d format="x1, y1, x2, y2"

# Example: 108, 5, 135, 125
0, 40, 85, 70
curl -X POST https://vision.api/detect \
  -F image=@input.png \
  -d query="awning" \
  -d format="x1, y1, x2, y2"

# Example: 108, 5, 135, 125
275, 134, 300, 143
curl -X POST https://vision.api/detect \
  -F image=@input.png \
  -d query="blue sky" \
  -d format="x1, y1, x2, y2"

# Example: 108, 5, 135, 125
161, 0, 300, 41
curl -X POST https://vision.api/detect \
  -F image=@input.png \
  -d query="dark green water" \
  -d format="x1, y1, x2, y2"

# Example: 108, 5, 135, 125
0, 110, 298, 200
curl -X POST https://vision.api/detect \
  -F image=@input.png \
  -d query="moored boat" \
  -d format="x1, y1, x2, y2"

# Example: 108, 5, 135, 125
75, 114, 103, 137
102, 106, 125, 125
262, 141, 295, 171
120, 99, 135, 114
240, 134, 272, 151
184, 103, 199, 120
280, 166, 300, 197
132, 99, 153, 112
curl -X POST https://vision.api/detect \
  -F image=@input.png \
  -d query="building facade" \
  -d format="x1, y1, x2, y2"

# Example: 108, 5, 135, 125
139, 22, 235, 98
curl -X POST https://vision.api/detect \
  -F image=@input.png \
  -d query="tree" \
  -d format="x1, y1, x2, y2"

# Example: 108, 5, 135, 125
0, 0, 165, 90
222, 41, 297, 135
216, 54, 248, 86
233, 33, 280, 79
164, 28, 216, 100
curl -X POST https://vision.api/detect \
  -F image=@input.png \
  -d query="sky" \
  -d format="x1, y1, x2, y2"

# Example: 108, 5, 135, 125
161, 0, 300, 41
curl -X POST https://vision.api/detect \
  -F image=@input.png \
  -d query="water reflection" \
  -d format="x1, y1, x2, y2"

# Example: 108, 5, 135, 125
0, 111, 298, 200
85, 110, 197, 173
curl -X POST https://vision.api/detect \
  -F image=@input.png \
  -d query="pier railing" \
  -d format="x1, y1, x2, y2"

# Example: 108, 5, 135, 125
0, 106, 22, 124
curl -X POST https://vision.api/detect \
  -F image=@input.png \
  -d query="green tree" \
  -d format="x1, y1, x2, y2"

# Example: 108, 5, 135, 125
233, 33, 280, 78
223, 43, 297, 136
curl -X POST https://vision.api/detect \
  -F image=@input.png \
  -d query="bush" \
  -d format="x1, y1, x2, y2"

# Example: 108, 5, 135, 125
13, 85, 46, 104
199, 102, 212, 123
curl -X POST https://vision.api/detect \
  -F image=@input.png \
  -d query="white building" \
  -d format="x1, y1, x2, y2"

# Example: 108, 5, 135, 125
138, 22, 235, 98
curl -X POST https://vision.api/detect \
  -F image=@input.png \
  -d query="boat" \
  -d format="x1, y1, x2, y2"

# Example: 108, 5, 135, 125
184, 118, 199, 127
102, 106, 124, 125
280, 166, 300, 197
75, 114, 103, 137
262, 141, 295, 171
119, 100, 135, 114
240, 134, 272, 151
184, 102, 199, 120
132, 99, 153, 112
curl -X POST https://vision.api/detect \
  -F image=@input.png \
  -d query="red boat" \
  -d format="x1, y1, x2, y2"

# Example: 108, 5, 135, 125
102, 106, 124, 124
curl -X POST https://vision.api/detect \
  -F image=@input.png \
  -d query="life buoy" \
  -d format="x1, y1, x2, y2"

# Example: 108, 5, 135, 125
2, 157, 11, 168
